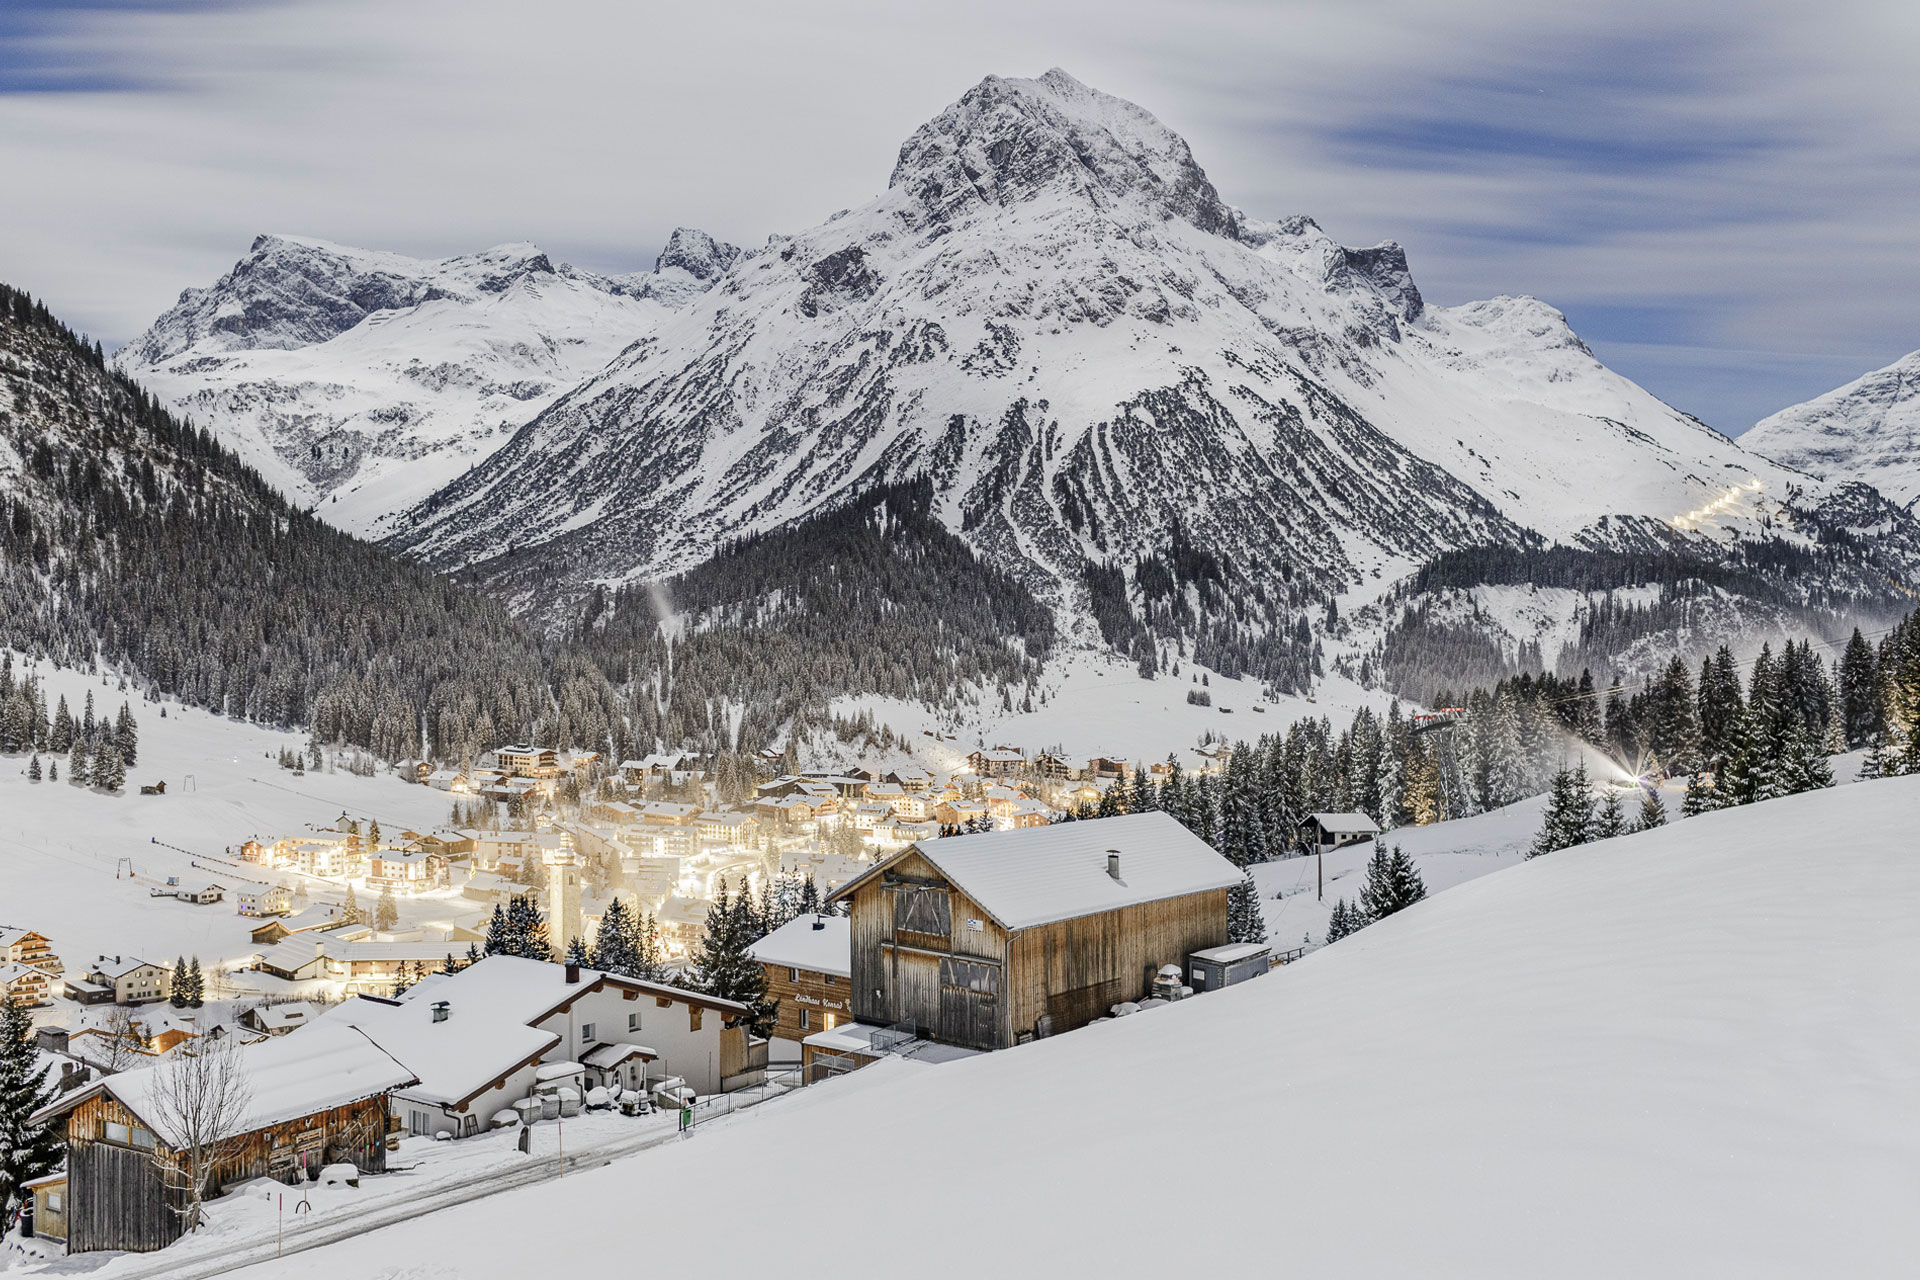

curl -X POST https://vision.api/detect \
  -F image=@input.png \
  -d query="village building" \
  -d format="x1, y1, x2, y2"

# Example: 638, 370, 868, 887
318, 956, 750, 1138
424, 769, 470, 792
828, 812, 1238, 1052
30, 1024, 415, 1254
0, 926, 64, 976
250, 924, 373, 982
696, 810, 758, 849
1300, 812, 1382, 852
884, 767, 935, 792
235, 883, 292, 918
247, 904, 349, 946
240, 1001, 326, 1036
1000, 798, 1055, 830
966, 747, 1027, 778
0, 961, 55, 1007
493, 744, 560, 779
66, 955, 172, 1006
367, 849, 449, 893
747, 914, 852, 1057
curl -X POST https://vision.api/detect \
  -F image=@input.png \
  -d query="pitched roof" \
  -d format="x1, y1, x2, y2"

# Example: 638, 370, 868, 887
35, 1024, 416, 1143
747, 915, 851, 979
1307, 812, 1381, 835
831, 812, 1239, 930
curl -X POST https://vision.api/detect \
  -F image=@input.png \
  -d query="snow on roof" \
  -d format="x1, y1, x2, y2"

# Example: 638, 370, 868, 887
40, 1024, 416, 1144
1192, 942, 1272, 964
583, 1043, 656, 1068
0, 961, 52, 983
747, 915, 852, 979
1307, 812, 1381, 835
318, 995, 557, 1107
88, 954, 161, 978
840, 812, 1239, 930
253, 1002, 323, 1029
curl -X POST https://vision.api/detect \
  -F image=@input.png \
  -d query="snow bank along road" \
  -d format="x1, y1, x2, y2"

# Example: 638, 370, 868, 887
83, 1087, 792, 1280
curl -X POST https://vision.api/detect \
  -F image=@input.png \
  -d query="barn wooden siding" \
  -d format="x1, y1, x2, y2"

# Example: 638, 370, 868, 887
846, 848, 1228, 1051
63, 1090, 393, 1254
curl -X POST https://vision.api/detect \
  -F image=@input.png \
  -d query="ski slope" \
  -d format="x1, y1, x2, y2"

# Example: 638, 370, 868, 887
193, 773, 1920, 1279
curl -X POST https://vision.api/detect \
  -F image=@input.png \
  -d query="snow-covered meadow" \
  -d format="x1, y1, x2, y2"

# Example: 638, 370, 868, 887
0, 659, 459, 1011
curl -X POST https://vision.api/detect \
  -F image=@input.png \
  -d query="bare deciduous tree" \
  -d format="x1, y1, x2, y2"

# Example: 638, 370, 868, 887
144, 1037, 252, 1233
95, 1005, 144, 1075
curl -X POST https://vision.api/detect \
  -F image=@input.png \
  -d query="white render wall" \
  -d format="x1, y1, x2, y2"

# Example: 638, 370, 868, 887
531, 983, 725, 1095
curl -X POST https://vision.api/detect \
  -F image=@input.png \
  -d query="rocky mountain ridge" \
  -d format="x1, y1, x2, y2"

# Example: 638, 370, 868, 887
1743, 348, 1920, 509
113, 228, 740, 536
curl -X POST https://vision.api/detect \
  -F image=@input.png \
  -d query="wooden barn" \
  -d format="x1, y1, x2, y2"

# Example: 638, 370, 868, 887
829, 812, 1239, 1051
30, 1024, 416, 1255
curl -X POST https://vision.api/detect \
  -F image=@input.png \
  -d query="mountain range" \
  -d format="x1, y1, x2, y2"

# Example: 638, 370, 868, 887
110, 68, 1920, 709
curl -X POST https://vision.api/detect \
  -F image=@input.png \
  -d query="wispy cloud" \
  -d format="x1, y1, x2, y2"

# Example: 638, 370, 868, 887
0, 0, 1915, 433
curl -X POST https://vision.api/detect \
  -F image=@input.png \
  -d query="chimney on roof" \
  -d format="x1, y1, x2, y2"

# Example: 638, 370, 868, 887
431, 1001, 450, 1023
564, 961, 580, 984
1107, 851, 1121, 880
811, 916, 826, 931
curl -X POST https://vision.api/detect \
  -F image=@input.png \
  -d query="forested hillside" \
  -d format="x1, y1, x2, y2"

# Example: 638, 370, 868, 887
0, 282, 604, 761
572, 481, 1056, 754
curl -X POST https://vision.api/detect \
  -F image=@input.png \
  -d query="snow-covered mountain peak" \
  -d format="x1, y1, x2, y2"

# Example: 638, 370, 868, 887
1743, 348, 1920, 507
889, 67, 1237, 237
114, 228, 741, 534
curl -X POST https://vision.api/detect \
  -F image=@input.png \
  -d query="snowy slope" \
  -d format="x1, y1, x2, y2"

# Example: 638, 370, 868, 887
1744, 348, 1920, 508
112, 230, 739, 536
214, 775, 1920, 1279
0, 660, 462, 1006
394, 69, 1812, 615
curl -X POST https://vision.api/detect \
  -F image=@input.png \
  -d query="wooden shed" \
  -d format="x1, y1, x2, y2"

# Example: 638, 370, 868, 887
829, 812, 1238, 1052
31, 1025, 416, 1254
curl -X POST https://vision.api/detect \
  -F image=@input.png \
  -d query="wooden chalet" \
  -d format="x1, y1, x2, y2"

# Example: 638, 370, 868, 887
746, 914, 853, 1050
31, 1025, 416, 1254
828, 812, 1238, 1052
0, 926, 63, 975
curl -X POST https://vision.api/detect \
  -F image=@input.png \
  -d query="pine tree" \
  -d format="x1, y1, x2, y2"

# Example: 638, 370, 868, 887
483, 903, 511, 956
171, 956, 189, 1008
367, 818, 381, 851
115, 701, 138, 767
1635, 788, 1666, 831
26, 753, 40, 781
1530, 764, 1595, 857
1591, 789, 1626, 841
1324, 897, 1360, 944
68, 737, 88, 787
1839, 628, 1881, 749
505, 894, 550, 961
565, 934, 591, 966
635, 913, 667, 982
1227, 869, 1266, 944
0, 995, 63, 1227
92, 740, 124, 791
690, 881, 778, 1036
1358, 839, 1426, 921
187, 956, 205, 1007
591, 897, 642, 977
342, 883, 364, 925
49, 695, 72, 753
375, 884, 398, 931
1776, 720, 1835, 796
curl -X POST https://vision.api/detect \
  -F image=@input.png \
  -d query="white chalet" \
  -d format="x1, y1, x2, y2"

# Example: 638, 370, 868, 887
316, 957, 751, 1137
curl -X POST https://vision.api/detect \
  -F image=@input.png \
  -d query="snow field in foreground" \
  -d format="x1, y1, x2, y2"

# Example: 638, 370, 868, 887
211, 774, 1920, 1279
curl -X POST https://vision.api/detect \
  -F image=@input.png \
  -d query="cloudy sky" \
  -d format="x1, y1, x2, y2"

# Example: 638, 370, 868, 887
2, 0, 1916, 433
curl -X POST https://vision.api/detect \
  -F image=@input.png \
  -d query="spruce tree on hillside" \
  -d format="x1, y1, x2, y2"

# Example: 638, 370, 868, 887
635, 913, 668, 982
1324, 897, 1361, 944
1591, 789, 1626, 841
170, 956, 189, 1008
186, 956, 205, 1007
1776, 720, 1835, 796
375, 884, 399, 931
26, 753, 40, 781
1839, 628, 1881, 749
590, 897, 642, 977
505, 894, 550, 961
1358, 839, 1426, 921
1227, 870, 1266, 944
0, 995, 63, 1229
483, 903, 511, 956
1530, 764, 1595, 857
690, 882, 777, 1036
1635, 788, 1667, 831
342, 884, 364, 925
49, 695, 72, 753
565, 935, 591, 966
115, 701, 138, 767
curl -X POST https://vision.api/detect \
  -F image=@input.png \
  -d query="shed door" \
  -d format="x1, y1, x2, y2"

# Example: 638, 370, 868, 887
884, 950, 941, 1037
938, 957, 1000, 1050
